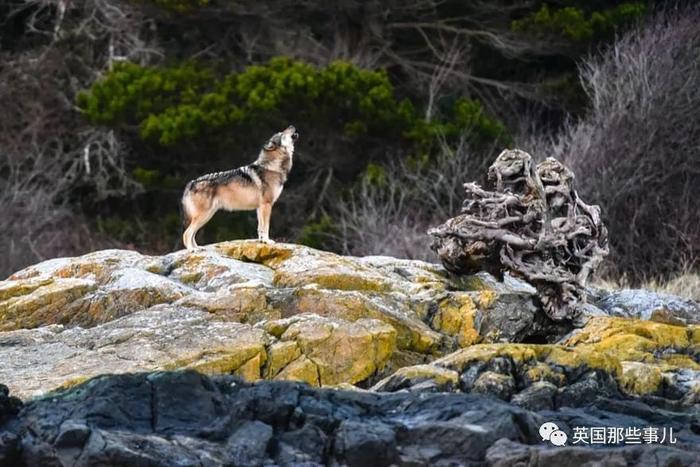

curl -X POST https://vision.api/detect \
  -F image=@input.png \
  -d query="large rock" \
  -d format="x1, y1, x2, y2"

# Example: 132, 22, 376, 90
595, 288, 700, 325
0, 241, 562, 397
1, 242, 698, 404
0, 306, 398, 399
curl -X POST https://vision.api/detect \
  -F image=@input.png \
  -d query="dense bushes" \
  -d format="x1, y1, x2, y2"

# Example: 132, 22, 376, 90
332, 141, 487, 261
78, 57, 507, 154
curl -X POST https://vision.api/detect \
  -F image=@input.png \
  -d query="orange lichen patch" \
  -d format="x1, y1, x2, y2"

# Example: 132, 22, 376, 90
215, 241, 294, 268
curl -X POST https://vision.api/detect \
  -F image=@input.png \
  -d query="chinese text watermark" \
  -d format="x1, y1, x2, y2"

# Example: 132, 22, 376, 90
540, 422, 677, 446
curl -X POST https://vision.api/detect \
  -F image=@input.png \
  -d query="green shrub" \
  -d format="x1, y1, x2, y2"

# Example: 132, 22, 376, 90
512, 3, 646, 42
78, 57, 507, 152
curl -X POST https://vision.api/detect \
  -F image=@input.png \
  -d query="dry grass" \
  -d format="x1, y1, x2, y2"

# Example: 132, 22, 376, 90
641, 272, 700, 302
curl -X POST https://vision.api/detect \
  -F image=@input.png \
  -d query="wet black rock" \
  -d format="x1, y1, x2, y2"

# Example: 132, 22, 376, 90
0, 385, 21, 425
2, 371, 699, 466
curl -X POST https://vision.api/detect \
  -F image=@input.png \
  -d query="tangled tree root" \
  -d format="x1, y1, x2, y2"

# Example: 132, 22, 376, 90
429, 149, 609, 321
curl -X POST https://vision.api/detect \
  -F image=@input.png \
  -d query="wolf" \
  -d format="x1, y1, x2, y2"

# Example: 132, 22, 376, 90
181, 125, 298, 251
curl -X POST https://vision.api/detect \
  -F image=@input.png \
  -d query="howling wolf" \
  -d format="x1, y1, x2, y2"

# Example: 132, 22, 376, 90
181, 125, 298, 251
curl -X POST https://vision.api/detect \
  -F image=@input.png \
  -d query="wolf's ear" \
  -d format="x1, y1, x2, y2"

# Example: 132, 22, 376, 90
264, 133, 281, 151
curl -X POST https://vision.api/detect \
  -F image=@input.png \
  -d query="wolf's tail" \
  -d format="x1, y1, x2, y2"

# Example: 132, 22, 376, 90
180, 182, 193, 231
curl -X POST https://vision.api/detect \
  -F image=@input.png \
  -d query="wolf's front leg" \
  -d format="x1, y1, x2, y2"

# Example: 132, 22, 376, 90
257, 203, 275, 243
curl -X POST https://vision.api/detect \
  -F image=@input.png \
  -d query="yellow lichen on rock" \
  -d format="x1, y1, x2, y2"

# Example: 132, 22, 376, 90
372, 364, 459, 392
562, 316, 699, 369
476, 290, 497, 309
165, 338, 268, 380
272, 314, 397, 386
178, 286, 276, 323
265, 341, 302, 378
0, 277, 54, 301
274, 355, 320, 386
433, 342, 621, 379
523, 362, 565, 386
0, 278, 96, 331
235, 353, 266, 381
543, 346, 622, 378
432, 294, 479, 347
620, 362, 664, 395
287, 287, 443, 354
434, 343, 540, 372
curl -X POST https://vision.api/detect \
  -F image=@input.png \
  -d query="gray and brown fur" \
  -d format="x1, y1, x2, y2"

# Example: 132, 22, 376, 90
181, 125, 298, 251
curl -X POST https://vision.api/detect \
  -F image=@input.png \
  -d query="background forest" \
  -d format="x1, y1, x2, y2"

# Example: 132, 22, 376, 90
1, 0, 698, 290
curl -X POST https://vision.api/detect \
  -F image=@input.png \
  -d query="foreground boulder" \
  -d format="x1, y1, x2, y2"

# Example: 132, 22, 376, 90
1, 371, 698, 466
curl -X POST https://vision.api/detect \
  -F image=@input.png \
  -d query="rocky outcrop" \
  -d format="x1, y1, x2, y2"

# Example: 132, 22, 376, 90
373, 316, 700, 408
0, 242, 557, 398
1, 241, 699, 465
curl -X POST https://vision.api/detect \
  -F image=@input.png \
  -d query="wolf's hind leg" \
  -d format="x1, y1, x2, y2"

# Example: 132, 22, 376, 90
184, 207, 217, 251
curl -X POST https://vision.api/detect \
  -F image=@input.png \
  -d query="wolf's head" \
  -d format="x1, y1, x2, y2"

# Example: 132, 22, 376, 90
264, 125, 299, 154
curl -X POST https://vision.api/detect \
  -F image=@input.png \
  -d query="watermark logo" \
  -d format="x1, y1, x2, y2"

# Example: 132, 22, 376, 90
540, 422, 678, 447
540, 422, 568, 446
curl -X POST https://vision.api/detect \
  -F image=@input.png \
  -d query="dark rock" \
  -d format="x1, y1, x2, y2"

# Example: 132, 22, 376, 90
225, 421, 272, 466
486, 438, 700, 467
275, 423, 327, 465
334, 420, 398, 467
0, 431, 20, 466
556, 370, 620, 408
0, 384, 21, 425
0, 384, 23, 466
2, 371, 700, 466
471, 371, 516, 401
511, 381, 557, 411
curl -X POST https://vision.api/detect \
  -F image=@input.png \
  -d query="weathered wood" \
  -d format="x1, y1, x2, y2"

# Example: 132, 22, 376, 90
429, 149, 608, 321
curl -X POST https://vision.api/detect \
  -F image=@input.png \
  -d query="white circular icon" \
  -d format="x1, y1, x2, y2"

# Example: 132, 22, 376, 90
539, 422, 559, 441
550, 429, 568, 446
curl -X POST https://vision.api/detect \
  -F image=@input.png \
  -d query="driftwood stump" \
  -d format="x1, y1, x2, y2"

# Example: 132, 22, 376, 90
429, 149, 609, 321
